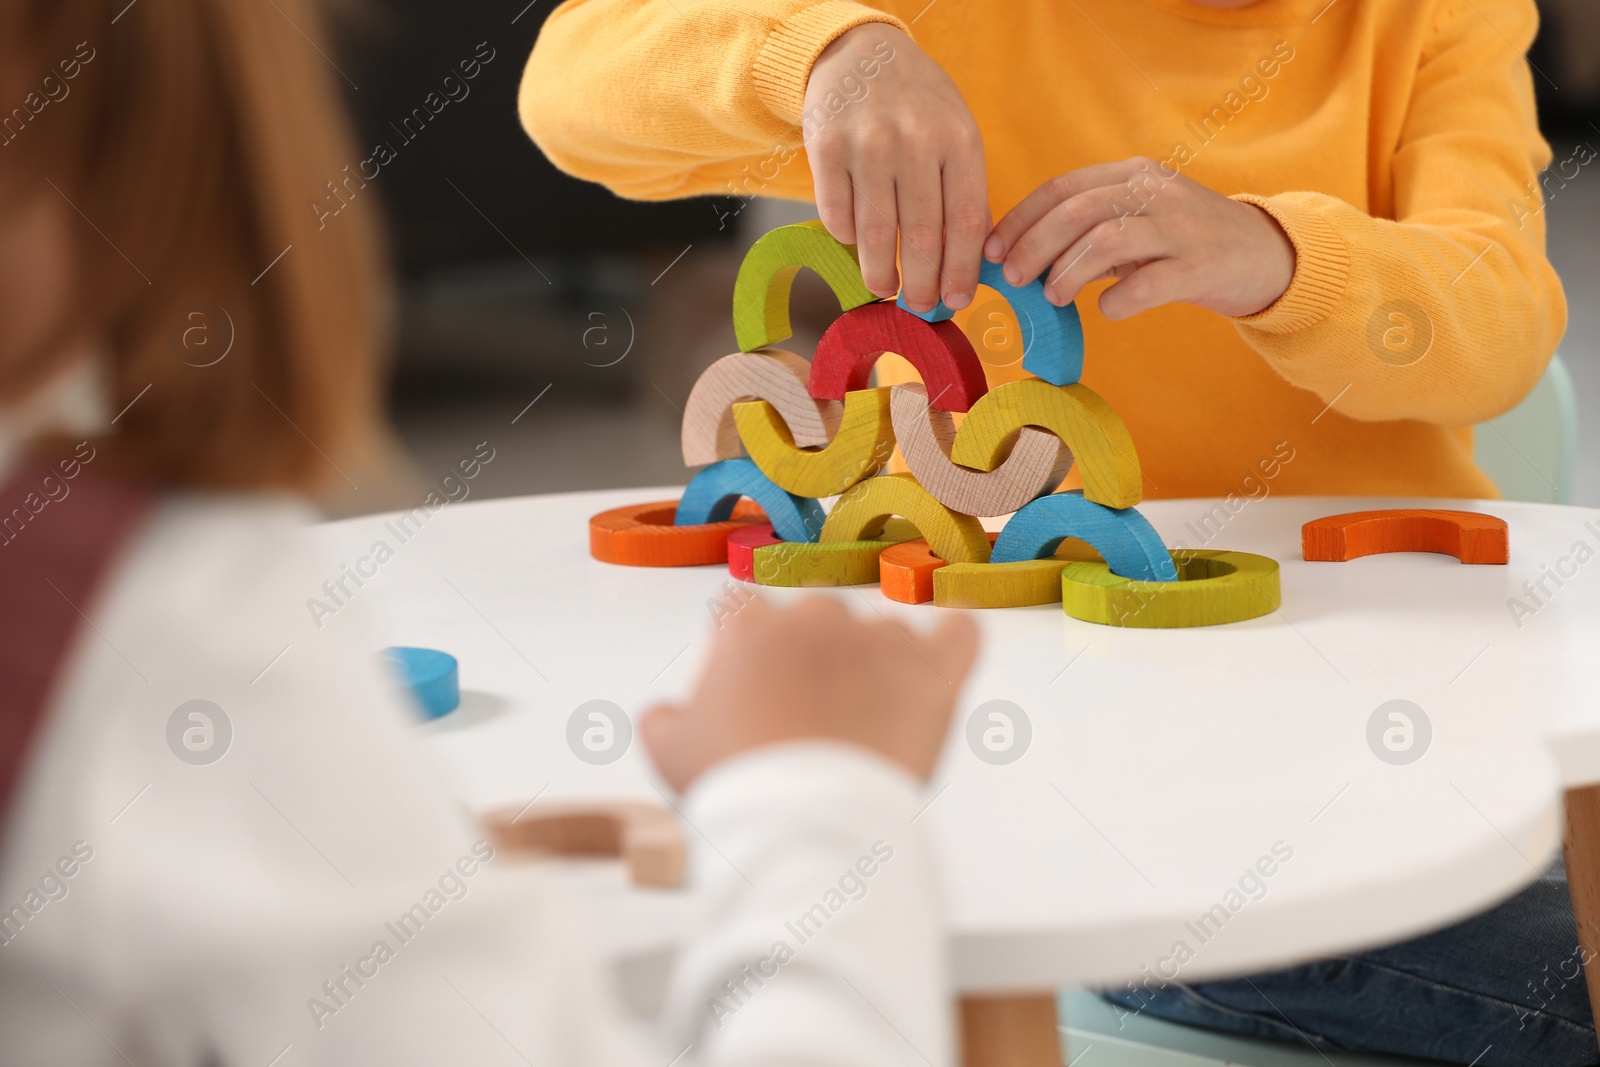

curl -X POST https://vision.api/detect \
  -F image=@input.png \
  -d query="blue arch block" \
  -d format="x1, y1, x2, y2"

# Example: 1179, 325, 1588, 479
676, 459, 826, 543
992, 491, 1177, 582
897, 260, 1084, 386
383, 646, 460, 719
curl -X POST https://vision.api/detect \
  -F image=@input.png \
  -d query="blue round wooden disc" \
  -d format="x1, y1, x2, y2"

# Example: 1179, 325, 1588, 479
382, 646, 460, 719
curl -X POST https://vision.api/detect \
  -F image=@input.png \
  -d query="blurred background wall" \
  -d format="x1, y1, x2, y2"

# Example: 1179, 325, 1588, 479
333, 0, 1600, 510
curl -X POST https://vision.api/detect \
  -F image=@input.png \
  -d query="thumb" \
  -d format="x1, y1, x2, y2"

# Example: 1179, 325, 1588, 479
925, 612, 981, 687
639, 702, 692, 794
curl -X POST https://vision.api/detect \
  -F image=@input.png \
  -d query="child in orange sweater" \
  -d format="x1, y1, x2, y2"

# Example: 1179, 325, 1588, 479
520, 0, 1566, 503
519, 2, 1580, 1064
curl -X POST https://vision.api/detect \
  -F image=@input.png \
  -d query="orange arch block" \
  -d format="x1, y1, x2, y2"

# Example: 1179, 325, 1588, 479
879, 534, 1000, 605
1301, 509, 1508, 565
590, 500, 765, 567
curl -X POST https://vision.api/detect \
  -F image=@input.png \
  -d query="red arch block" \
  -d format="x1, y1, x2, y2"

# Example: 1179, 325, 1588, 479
1301, 509, 1508, 565
809, 302, 987, 412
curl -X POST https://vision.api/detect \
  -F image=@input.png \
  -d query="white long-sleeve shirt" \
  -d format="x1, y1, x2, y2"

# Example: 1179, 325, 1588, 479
0, 486, 953, 1066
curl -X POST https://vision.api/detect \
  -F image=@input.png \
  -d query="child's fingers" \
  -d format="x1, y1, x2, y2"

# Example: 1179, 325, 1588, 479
638, 701, 690, 791
854, 172, 901, 298
1043, 217, 1166, 307
1002, 184, 1140, 287
1098, 259, 1190, 321
985, 158, 1150, 263
813, 158, 858, 245
939, 148, 988, 311
896, 167, 946, 314
920, 611, 982, 688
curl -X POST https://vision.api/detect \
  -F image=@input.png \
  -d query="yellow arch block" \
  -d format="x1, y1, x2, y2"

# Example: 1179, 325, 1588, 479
934, 540, 1101, 609
733, 388, 894, 498
1061, 550, 1281, 628
822, 473, 991, 565
733, 221, 878, 352
752, 519, 921, 587
949, 379, 1144, 509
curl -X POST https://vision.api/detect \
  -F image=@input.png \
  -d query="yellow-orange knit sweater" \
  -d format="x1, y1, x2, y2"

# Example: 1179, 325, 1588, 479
519, 0, 1566, 500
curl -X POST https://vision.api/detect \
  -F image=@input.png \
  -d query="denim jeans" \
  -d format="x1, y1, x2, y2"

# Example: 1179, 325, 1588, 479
1102, 863, 1596, 1066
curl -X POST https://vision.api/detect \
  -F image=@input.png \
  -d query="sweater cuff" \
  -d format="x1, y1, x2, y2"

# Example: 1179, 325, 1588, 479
685, 740, 922, 831
1231, 192, 1351, 336
753, 2, 911, 128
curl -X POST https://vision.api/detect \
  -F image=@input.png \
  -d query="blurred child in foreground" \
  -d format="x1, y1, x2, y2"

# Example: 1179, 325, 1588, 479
0, 2, 978, 1063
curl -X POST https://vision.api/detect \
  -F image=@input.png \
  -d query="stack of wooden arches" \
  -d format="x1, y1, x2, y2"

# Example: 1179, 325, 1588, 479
588, 222, 1282, 627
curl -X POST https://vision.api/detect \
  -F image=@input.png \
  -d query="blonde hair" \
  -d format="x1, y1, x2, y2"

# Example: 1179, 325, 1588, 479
0, 0, 389, 491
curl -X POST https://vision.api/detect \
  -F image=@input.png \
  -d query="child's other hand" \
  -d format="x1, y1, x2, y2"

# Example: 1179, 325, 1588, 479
804, 25, 988, 315
641, 595, 980, 792
985, 158, 1296, 320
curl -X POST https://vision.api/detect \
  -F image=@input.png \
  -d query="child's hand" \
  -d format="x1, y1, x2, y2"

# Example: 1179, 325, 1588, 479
641, 595, 980, 792
804, 25, 988, 315
985, 158, 1296, 320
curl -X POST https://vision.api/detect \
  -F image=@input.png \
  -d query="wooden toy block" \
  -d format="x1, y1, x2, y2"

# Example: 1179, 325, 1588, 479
950, 379, 1143, 509
732, 220, 878, 352
897, 260, 1085, 386
882, 531, 1095, 606
381, 647, 460, 718
728, 523, 781, 582
879, 539, 950, 605
482, 800, 685, 888
732, 387, 895, 498
822, 473, 992, 566
681, 348, 843, 467
879, 532, 1002, 605
1301, 509, 1509, 565
934, 540, 1102, 609
751, 519, 921, 587
590, 499, 764, 567
891, 383, 1071, 516
1061, 549, 1281, 628
993, 491, 1176, 582
676, 459, 826, 542
809, 301, 988, 411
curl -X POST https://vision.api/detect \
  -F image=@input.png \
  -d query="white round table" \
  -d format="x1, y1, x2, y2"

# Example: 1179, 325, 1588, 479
310, 489, 1599, 1003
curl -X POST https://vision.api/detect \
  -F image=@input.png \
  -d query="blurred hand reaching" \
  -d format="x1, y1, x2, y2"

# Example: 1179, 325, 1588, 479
642, 595, 980, 791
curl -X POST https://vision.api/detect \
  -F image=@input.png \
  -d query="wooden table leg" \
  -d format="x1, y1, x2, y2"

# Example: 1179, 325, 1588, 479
1562, 784, 1600, 1042
959, 994, 1060, 1067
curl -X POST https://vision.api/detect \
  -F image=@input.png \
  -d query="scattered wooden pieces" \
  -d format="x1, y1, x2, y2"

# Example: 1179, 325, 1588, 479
1301, 509, 1509, 565
482, 800, 685, 888
728, 523, 781, 582
896, 260, 1085, 386
681, 349, 843, 467
891, 383, 1070, 516
733, 387, 895, 497
950, 379, 1143, 509
935, 540, 1102, 609
751, 519, 921, 587
1062, 549, 1281, 628
590, 499, 764, 567
676, 459, 825, 543
732, 220, 878, 352
809, 302, 988, 411
823, 472, 991, 566
993, 490, 1175, 582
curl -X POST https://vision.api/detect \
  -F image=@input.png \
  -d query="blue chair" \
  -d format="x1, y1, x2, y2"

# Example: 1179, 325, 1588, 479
1060, 990, 1439, 1066
1474, 351, 1578, 504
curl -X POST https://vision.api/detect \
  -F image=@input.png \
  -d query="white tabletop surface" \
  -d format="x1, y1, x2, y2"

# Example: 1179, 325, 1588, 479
311, 488, 1600, 992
